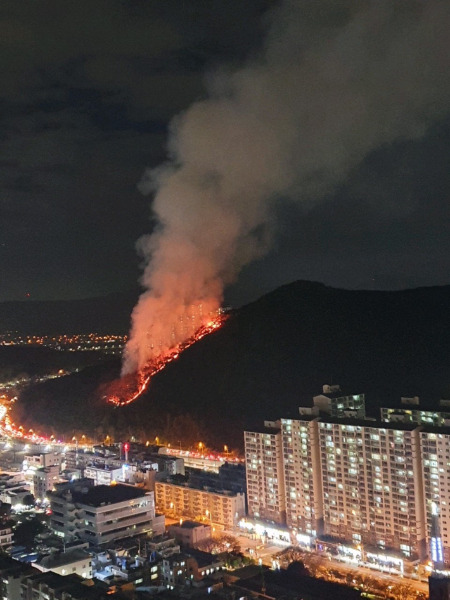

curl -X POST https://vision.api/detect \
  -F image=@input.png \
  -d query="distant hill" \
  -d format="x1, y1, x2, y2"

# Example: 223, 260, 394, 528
0, 290, 139, 335
14, 281, 450, 449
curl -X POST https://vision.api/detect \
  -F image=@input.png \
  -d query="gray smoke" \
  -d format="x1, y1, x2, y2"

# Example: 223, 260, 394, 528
122, 0, 450, 374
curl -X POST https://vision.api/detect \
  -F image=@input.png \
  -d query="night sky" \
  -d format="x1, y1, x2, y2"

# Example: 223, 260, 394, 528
1, 1, 450, 307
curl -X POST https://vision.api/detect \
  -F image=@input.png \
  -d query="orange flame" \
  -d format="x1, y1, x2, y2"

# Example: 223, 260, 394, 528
107, 313, 227, 407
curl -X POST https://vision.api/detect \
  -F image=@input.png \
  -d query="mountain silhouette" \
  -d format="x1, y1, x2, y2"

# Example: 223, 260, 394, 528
11, 281, 450, 449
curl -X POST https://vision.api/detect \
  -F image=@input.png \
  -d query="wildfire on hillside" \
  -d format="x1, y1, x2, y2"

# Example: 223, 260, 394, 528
106, 313, 227, 407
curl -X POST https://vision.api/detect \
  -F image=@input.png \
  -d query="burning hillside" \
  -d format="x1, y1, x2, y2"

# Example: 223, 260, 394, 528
106, 313, 226, 406
120, 3, 450, 410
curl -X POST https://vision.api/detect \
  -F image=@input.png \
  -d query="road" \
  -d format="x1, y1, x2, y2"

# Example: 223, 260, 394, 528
231, 532, 429, 596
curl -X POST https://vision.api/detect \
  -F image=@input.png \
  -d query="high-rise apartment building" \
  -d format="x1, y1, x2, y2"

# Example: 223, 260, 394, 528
244, 421, 285, 523
281, 416, 323, 537
419, 428, 450, 564
244, 385, 450, 565
318, 419, 425, 557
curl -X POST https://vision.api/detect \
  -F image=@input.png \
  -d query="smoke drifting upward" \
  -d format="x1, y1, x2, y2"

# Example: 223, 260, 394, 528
122, 1, 450, 375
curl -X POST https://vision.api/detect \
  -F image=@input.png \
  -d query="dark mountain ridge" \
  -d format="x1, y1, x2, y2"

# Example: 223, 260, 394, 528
13, 281, 450, 449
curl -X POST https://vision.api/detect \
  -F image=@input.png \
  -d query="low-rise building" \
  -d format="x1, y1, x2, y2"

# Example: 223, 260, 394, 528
0, 486, 31, 507
0, 527, 13, 548
155, 481, 245, 529
21, 570, 128, 600
160, 550, 224, 588
160, 552, 190, 588
83, 465, 123, 486
32, 464, 60, 500
0, 554, 33, 600
23, 451, 60, 471
49, 483, 163, 545
184, 549, 225, 581
149, 453, 185, 476
146, 534, 180, 559
168, 520, 211, 548
34, 548, 93, 578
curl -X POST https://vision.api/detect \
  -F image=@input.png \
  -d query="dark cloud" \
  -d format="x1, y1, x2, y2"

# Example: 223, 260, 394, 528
226, 118, 450, 301
0, 0, 449, 309
0, 0, 272, 301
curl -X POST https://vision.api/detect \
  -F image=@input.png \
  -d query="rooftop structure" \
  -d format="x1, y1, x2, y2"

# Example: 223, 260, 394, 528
381, 396, 450, 427
312, 385, 366, 419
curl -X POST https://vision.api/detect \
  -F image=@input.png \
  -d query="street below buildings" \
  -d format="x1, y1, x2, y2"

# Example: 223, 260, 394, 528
232, 531, 429, 597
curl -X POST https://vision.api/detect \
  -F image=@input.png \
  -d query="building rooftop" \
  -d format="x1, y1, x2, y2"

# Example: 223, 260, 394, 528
184, 548, 224, 568
244, 426, 281, 435
164, 552, 191, 565
177, 520, 205, 530
158, 480, 241, 497
71, 484, 146, 507
24, 571, 126, 599
317, 385, 363, 399
284, 414, 319, 422
318, 417, 419, 431
37, 548, 91, 569
85, 464, 122, 472
420, 425, 450, 436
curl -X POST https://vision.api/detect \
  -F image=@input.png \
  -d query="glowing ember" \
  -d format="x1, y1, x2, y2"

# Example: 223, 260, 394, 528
107, 313, 227, 407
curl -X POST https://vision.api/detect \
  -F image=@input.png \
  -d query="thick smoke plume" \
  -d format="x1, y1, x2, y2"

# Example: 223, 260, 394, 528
122, 1, 450, 375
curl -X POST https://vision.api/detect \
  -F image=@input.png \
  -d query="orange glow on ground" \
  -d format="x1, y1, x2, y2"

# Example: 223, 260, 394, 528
106, 313, 227, 407
0, 314, 227, 442
0, 394, 50, 443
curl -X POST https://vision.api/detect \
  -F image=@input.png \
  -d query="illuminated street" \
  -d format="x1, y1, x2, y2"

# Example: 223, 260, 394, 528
231, 531, 429, 597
